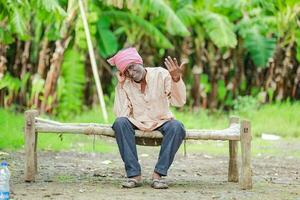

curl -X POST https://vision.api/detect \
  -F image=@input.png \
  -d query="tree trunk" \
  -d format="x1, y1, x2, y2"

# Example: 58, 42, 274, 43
191, 65, 201, 111
37, 38, 49, 78
207, 43, 218, 109
13, 40, 22, 77
41, 39, 69, 113
41, 2, 77, 113
0, 43, 7, 107
32, 38, 49, 108
19, 41, 31, 107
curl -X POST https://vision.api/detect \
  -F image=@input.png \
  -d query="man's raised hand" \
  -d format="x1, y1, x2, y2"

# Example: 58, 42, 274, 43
164, 56, 186, 82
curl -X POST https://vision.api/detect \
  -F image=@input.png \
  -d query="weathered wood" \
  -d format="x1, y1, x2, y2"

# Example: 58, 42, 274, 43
25, 110, 254, 190
240, 120, 252, 189
228, 117, 239, 182
35, 122, 241, 141
24, 110, 39, 182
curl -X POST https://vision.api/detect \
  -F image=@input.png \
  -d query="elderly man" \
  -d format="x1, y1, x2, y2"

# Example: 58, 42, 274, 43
107, 47, 186, 189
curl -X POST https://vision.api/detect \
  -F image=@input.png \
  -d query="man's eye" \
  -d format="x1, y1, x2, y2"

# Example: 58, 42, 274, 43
128, 65, 134, 70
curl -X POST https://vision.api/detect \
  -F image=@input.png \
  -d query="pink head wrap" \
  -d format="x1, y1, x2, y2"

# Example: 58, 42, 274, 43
107, 48, 143, 73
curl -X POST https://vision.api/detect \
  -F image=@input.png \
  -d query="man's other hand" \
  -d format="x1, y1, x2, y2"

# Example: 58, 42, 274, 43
116, 71, 126, 85
164, 56, 187, 82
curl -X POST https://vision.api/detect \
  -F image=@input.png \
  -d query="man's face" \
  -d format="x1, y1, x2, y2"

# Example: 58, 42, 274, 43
124, 63, 145, 82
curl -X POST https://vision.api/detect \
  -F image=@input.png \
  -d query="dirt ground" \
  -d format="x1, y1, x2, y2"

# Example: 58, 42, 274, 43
3, 140, 300, 200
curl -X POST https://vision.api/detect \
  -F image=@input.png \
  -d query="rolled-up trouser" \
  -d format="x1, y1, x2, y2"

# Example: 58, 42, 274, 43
112, 117, 186, 177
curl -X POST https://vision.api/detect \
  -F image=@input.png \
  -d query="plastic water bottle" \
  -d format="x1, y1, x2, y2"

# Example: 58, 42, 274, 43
0, 161, 10, 200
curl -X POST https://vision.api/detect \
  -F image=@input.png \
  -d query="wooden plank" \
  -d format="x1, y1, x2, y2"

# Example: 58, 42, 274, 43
24, 110, 39, 182
228, 117, 239, 182
228, 141, 239, 182
240, 120, 252, 189
35, 122, 241, 141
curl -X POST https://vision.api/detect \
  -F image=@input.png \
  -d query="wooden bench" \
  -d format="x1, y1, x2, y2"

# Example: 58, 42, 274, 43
24, 110, 252, 189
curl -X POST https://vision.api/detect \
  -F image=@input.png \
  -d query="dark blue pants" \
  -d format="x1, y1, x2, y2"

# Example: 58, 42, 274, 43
112, 117, 186, 178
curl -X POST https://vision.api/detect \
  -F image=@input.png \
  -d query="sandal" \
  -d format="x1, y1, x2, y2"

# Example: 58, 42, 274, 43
122, 178, 142, 188
151, 179, 168, 189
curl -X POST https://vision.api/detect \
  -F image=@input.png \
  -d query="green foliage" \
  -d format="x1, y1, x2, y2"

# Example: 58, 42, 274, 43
235, 3, 278, 67
233, 95, 259, 113
133, 0, 190, 36
213, 0, 243, 21
96, 16, 118, 58
103, 0, 189, 36
177, 5, 238, 49
176, 5, 198, 26
75, 10, 98, 49
296, 30, 300, 62
251, 86, 260, 97
101, 10, 173, 49
55, 49, 86, 119
243, 28, 276, 68
46, 23, 62, 41
200, 74, 211, 93
200, 11, 237, 48
0, 0, 66, 42
0, 108, 24, 150
9, 0, 31, 40
0, 27, 14, 44
217, 79, 226, 101
75, 16, 87, 49
224, 91, 234, 107
240, 80, 247, 92
267, 87, 274, 101
32, 0, 66, 22
30, 74, 45, 105
0, 73, 21, 97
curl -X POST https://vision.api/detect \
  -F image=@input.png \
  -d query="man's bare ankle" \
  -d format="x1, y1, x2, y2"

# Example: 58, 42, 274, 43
131, 175, 142, 181
152, 172, 161, 180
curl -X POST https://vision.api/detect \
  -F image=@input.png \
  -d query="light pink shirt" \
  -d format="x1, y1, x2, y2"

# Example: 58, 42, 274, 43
113, 67, 186, 131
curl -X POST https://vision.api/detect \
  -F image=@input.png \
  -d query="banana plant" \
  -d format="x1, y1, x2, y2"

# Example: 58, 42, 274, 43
175, 0, 239, 109
55, 49, 86, 118
98, 0, 191, 56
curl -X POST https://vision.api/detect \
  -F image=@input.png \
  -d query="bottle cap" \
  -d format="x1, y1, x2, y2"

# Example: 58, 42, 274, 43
1, 161, 8, 166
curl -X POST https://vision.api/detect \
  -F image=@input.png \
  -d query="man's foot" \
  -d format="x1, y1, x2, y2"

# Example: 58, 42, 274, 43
122, 176, 142, 188
152, 171, 161, 180
151, 172, 168, 189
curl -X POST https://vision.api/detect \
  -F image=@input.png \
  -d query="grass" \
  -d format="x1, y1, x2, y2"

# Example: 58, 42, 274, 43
0, 102, 299, 156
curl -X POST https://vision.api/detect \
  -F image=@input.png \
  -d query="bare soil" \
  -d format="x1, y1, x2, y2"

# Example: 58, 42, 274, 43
3, 141, 300, 200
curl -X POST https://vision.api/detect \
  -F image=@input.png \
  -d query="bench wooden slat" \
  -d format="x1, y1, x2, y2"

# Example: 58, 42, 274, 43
35, 121, 240, 141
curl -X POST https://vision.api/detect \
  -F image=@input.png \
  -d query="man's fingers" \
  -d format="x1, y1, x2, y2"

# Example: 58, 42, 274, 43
165, 58, 173, 70
164, 60, 171, 71
165, 56, 186, 72
167, 56, 176, 70
174, 58, 179, 68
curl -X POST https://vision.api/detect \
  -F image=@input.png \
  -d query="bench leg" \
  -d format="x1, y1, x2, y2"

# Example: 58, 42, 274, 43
240, 120, 252, 189
228, 140, 239, 182
24, 110, 39, 182
228, 117, 239, 182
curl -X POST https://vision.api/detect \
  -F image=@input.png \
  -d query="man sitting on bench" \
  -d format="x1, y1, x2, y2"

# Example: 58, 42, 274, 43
107, 47, 186, 189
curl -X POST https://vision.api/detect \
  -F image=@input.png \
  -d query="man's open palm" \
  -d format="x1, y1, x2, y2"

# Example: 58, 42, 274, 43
164, 56, 186, 82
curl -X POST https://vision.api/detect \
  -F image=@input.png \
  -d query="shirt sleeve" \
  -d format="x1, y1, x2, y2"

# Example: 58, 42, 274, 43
163, 70, 186, 107
113, 83, 132, 117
